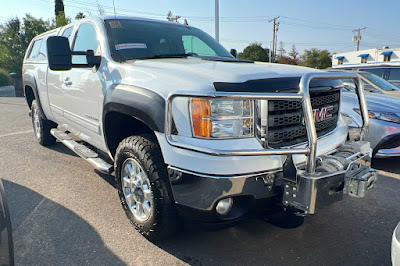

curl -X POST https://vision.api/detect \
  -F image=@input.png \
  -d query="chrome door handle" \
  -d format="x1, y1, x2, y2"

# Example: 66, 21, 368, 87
64, 78, 72, 86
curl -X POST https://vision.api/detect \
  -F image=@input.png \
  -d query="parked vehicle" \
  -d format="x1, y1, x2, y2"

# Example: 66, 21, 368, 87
393, 222, 400, 266
331, 47, 400, 88
22, 16, 377, 240
340, 72, 400, 157
342, 71, 400, 98
359, 67, 400, 89
340, 66, 400, 89
0, 179, 14, 265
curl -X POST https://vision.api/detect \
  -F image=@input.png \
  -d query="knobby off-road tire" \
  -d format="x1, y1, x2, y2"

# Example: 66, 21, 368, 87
31, 100, 56, 146
115, 134, 180, 241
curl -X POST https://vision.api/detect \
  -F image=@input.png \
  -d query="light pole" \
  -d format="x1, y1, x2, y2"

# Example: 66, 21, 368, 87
215, 0, 219, 42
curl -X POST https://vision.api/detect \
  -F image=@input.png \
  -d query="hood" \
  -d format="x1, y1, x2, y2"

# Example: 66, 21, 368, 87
130, 58, 322, 84
342, 92, 400, 112
117, 58, 342, 98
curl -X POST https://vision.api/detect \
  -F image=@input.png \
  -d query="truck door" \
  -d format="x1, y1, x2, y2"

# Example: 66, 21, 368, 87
60, 22, 106, 149
47, 26, 74, 121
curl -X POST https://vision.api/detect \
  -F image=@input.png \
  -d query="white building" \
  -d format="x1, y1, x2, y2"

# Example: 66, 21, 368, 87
332, 47, 400, 68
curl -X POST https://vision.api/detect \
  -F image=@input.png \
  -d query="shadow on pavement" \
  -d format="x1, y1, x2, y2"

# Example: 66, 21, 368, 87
46, 142, 78, 158
3, 180, 124, 265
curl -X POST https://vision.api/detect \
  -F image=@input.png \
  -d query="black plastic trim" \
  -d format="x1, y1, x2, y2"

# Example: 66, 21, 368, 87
214, 77, 343, 93
373, 133, 400, 156
103, 86, 166, 133
22, 73, 47, 119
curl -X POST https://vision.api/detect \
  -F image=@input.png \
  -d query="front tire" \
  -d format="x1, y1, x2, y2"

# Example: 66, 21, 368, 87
31, 100, 56, 146
115, 134, 180, 241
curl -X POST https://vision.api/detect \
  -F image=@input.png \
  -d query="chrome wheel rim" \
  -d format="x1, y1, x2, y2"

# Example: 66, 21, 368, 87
33, 106, 41, 139
121, 158, 153, 222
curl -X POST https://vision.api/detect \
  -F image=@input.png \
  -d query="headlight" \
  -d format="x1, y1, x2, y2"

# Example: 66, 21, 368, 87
354, 108, 400, 124
191, 98, 254, 138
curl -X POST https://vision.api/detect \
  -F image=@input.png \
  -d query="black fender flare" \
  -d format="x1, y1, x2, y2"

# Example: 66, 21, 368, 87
103, 85, 166, 151
22, 72, 47, 119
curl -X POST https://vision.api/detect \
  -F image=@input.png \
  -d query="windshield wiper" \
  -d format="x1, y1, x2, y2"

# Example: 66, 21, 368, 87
144, 53, 198, 59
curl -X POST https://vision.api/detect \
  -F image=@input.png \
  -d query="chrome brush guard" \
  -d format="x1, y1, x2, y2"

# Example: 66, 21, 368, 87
165, 72, 370, 175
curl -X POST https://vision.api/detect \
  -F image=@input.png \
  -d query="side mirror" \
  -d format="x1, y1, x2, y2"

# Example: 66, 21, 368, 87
47, 36, 72, 71
230, 49, 237, 58
86, 50, 102, 68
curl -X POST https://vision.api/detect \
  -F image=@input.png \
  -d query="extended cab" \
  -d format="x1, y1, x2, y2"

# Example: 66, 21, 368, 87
22, 16, 377, 240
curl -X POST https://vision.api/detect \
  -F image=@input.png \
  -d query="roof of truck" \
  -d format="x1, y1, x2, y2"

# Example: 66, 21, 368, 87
102, 15, 193, 27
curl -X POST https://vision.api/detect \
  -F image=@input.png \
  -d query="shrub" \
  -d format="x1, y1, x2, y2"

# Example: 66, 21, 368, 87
0, 68, 11, 87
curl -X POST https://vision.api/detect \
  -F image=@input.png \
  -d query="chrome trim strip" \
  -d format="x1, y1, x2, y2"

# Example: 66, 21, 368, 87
165, 72, 370, 174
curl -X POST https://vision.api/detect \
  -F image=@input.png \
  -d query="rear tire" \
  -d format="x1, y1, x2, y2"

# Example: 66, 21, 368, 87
31, 100, 56, 146
115, 134, 180, 241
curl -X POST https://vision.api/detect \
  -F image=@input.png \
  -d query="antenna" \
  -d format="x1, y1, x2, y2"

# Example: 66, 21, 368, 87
112, 0, 117, 18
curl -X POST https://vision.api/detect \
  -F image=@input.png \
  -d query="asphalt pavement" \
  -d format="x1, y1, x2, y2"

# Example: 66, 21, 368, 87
1, 97, 399, 266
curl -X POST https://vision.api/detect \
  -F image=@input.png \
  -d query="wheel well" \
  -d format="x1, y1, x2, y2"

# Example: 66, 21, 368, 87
25, 85, 35, 108
104, 112, 155, 157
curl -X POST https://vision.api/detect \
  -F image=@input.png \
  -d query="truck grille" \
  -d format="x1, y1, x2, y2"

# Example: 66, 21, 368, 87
266, 90, 340, 148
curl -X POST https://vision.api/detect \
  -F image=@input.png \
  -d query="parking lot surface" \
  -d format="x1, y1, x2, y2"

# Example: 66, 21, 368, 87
1, 97, 399, 265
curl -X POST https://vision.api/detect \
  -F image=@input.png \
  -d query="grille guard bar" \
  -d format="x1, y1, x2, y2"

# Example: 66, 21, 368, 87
165, 72, 369, 174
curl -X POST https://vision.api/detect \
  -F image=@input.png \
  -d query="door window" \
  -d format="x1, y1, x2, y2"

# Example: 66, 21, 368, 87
72, 23, 100, 64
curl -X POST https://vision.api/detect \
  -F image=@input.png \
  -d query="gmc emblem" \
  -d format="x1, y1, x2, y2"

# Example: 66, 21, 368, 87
312, 106, 334, 122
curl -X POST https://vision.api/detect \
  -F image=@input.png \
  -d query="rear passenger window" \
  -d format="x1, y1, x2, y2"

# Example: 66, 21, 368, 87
62, 27, 73, 39
389, 69, 400, 81
28, 40, 42, 59
37, 38, 47, 59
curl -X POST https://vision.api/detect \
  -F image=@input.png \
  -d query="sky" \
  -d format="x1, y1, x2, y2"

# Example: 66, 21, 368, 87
1, 0, 400, 55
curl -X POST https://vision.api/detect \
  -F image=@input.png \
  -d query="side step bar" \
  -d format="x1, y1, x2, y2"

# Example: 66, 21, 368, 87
50, 129, 113, 174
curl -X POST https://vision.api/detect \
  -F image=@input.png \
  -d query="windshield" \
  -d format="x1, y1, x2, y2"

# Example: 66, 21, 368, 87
359, 72, 400, 91
104, 19, 233, 61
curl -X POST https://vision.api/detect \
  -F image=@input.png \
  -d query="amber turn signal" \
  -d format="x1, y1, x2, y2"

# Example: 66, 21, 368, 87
191, 98, 211, 137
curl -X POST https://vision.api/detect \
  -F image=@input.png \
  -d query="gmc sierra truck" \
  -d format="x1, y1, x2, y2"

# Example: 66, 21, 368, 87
22, 16, 377, 240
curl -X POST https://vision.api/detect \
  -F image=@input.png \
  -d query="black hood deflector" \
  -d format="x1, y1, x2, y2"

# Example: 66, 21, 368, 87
214, 77, 343, 93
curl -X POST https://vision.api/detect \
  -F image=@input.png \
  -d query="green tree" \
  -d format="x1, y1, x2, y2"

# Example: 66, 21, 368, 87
0, 14, 53, 75
301, 48, 332, 69
54, 0, 67, 27
278, 56, 300, 65
289, 44, 299, 59
238, 43, 269, 62
277, 41, 285, 58
55, 0, 64, 16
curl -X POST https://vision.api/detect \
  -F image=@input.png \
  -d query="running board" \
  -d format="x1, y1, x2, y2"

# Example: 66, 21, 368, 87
50, 129, 113, 174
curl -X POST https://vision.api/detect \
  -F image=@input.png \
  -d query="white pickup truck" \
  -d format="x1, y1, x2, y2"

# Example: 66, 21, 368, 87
22, 16, 377, 240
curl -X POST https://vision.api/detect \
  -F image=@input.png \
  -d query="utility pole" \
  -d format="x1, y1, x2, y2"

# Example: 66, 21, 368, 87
215, 0, 219, 42
352, 27, 366, 51
275, 22, 280, 59
268, 16, 279, 62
